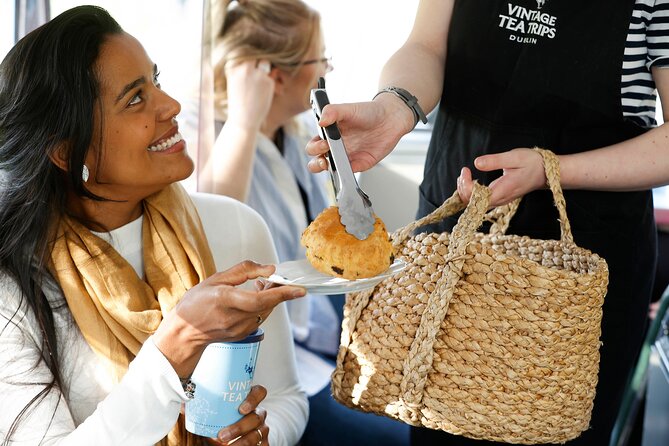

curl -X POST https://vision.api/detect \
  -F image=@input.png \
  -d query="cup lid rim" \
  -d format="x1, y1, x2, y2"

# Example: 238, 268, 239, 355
229, 328, 264, 344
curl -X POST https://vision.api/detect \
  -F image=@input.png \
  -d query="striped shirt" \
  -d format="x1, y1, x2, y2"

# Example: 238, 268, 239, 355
623, 0, 669, 127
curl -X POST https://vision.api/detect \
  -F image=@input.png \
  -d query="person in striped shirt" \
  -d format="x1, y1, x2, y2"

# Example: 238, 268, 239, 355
306, 0, 669, 444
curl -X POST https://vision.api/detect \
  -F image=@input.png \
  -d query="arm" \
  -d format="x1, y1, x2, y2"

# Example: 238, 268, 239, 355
378, 0, 453, 122
559, 66, 669, 191
306, 0, 455, 173
201, 60, 275, 202
457, 68, 669, 205
0, 282, 186, 445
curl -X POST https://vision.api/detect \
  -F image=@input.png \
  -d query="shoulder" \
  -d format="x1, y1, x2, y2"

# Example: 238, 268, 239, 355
189, 192, 279, 268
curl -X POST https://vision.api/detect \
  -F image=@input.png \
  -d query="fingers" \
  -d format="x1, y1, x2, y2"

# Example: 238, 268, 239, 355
255, 59, 271, 74
306, 134, 330, 173
225, 284, 304, 333
474, 153, 504, 172
254, 278, 286, 292
239, 386, 268, 415
217, 401, 268, 445
474, 148, 537, 172
474, 150, 525, 172
218, 282, 305, 313
316, 103, 338, 126
487, 176, 515, 206
220, 424, 268, 446
218, 398, 268, 445
211, 261, 276, 287
256, 284, 306, 308
456, 167, 474, 204
457, 164, 521, 206
254, 279, 265, 292
307, 155, 329, 173
306, 135, 329, 156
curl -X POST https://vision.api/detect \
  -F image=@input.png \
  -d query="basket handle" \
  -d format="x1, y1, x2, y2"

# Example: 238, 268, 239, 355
398, 181, 491, 418
488, 148, 574, 245
391, 188, 467, 250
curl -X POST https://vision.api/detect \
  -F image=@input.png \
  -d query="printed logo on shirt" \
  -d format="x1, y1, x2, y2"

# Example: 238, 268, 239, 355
498, 2, 557, 44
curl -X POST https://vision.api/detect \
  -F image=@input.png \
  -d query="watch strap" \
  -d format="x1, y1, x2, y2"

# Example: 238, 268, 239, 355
374, 86, 428, 126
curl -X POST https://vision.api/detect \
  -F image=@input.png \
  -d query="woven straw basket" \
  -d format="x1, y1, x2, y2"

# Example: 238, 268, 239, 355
331, 149, 609, 444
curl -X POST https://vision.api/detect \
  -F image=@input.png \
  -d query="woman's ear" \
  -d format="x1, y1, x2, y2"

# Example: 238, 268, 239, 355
48, 142, 69, 172
270, 67, 286, 96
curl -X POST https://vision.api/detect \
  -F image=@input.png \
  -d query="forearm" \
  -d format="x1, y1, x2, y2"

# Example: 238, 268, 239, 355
559, 122, 669, 191
205, 121, 259, 202
0, 336, 185, 445
379, 42, 445, 119
378, 0, 454, 118
62, 339, 186, 445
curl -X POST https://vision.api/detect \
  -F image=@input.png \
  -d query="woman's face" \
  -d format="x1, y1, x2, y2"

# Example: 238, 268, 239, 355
86, 32, 193, 201
284, 31, 330, 114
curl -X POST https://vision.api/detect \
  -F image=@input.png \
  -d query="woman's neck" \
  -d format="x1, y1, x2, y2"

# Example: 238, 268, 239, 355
66, 190, 143, 232
259, 106, 289, 142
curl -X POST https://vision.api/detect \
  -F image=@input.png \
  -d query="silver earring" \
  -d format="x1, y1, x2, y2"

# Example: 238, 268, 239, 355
82, 165, 89, 182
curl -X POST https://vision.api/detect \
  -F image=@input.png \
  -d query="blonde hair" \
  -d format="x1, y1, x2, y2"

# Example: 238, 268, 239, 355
213, 0, 321, 120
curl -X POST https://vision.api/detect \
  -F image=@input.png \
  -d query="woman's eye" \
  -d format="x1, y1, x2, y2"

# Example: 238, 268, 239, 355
128, 92, 143, 107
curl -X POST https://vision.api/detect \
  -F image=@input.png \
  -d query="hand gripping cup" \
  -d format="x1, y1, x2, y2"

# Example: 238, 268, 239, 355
185, 329, 264, 438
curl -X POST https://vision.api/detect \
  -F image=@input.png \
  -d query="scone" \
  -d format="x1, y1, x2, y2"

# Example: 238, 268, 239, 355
301, 206, 394, 280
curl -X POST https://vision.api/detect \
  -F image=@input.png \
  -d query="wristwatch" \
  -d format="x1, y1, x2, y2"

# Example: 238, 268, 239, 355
180, 377, 196, 400
373, 86, 428, 127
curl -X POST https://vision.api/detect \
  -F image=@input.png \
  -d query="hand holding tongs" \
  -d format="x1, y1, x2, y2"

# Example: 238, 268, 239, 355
310, 78, 376, 240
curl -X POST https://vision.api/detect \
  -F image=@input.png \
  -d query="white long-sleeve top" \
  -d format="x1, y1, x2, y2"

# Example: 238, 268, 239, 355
0, 192, 308, 445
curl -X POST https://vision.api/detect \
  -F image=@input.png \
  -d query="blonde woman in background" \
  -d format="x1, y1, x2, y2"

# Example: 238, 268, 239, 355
199, 0, 410, 444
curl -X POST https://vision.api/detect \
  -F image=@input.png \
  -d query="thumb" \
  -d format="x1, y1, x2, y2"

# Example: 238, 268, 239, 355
474, 154, 499, 172
320, 102, 356, 127
319, 103, 339, 126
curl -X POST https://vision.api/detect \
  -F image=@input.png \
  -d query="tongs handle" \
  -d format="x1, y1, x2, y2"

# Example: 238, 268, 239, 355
311, 80, 340, 196
310, 78, 376, 240
311, 89, 358, 189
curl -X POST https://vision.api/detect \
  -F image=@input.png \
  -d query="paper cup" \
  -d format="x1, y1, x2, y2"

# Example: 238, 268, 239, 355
185, 329, 264, 438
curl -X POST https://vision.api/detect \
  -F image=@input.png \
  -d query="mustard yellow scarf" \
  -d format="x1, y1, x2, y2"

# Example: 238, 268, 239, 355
50, 183, 216, 445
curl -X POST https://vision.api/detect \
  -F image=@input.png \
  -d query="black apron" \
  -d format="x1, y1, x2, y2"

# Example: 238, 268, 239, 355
414, 1, 657, 445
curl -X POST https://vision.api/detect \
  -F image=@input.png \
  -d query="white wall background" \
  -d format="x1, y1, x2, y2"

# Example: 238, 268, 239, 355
304, 1, 419, 104
0, 1, 15, 59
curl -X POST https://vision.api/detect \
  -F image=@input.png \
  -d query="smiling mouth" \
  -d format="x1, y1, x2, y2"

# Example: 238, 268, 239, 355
147, 132, 183, 152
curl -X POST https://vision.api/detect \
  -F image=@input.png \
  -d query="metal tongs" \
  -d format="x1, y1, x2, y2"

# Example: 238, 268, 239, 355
310, 77, 376, 240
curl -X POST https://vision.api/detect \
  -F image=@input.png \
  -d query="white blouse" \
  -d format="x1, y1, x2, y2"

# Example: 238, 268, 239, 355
0, 192, 308, 445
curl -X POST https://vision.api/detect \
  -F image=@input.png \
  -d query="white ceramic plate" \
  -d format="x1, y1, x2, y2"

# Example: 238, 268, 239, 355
267, 258, 407, 294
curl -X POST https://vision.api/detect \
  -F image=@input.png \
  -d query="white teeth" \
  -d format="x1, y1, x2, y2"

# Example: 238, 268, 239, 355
147, 132, 183, 152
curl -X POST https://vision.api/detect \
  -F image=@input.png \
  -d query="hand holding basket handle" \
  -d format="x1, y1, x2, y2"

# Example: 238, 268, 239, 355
332, 149, 608, 445
393, 148, 573, 248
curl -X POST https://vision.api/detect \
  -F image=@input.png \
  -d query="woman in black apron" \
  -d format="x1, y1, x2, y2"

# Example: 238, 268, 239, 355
415, 1, 656, 445
307, 1, 663, 444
